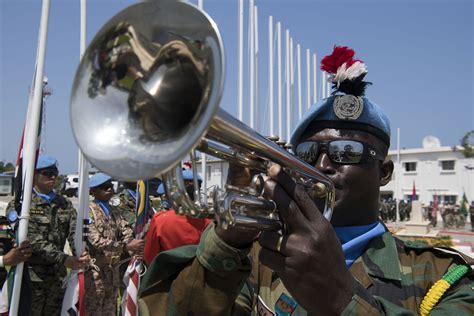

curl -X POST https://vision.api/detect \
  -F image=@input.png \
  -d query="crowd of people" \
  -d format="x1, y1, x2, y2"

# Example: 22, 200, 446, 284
1, 45, 473, 315
0, 157, 211, 315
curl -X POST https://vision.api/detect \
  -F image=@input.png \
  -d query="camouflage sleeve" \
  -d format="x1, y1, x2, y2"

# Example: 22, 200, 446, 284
139, 223, 252, 315
119, 213, 134, 245
87, 209, 125, 253
341, 277, 474, 315
28, 211, 68, 266
65, 199, 78, 256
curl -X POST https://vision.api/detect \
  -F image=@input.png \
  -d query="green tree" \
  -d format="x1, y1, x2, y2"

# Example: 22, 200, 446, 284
0, 161, 4, 173
3, 162, 15, 172
461, 130, 474, 158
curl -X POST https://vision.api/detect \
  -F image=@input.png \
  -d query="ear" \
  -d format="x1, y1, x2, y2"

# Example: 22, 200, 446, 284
379, 159, 394, 186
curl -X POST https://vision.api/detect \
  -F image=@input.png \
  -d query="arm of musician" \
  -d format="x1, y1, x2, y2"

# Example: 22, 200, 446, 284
139, 223, 253, 315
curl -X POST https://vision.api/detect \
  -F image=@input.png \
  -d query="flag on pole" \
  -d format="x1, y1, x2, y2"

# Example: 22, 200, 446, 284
460, 192, 469, 217
411, 181, 417, 201
2, 79, 46, 316
121, 180, 151, 315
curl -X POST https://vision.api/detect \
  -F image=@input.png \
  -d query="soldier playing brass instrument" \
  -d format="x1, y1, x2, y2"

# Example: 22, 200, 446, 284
138, 46, 473, 315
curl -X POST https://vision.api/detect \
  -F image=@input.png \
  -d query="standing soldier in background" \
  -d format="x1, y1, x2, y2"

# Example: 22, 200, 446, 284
7, 155, 89, 316
117, 181, 139, 227
85, 173, 144, 315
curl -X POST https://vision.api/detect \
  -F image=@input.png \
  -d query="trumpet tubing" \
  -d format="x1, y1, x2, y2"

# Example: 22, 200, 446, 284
70, 0, 334, 229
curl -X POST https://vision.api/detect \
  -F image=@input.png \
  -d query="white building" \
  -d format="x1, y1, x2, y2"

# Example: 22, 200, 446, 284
384, 143, 474, 206
196, 137, 474, 207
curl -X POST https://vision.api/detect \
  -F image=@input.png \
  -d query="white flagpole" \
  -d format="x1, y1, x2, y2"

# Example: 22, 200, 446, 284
248, 0, 254, 128
75, 0, 89, 257
10, 1, 50, 314
268, 16, 274, 136
326, 71, 331, 97
321, 71, 326, 99
277, 22, 282, 138
238, 0, 244, 121
285, 29, 290, 141
306, 49, 310, 109
290, 37, 294, 132
297, 44, 302, 120
313, 53, 317, 103
198, 0, 207, 202
396, 127, 401, 222
254, 5, 259, 132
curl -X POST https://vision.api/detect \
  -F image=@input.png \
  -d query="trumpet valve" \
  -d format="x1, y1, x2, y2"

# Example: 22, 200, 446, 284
312, 182, 327, 198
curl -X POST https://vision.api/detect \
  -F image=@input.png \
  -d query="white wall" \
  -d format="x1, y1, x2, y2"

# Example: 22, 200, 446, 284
384, 147, 474, 205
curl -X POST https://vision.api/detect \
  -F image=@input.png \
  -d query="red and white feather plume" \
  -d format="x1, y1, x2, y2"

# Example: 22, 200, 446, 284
320, 46, 369, 96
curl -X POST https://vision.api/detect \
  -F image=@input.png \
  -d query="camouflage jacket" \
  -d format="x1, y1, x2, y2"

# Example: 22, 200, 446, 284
0, 216, 15, 285
87, 201, 134, 259
138, 223, 474, 315
7, 193, 77, 282
116, 189, 137, 227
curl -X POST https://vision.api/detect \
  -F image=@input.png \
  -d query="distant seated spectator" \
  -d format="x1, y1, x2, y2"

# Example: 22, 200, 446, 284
144, 169, 212, 265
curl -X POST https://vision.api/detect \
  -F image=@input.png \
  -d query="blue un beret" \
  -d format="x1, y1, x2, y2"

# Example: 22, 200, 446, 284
36, 154, 58, 170
89, 172, 112, 188
290, 95, 391, 148
156, 169, 202, 195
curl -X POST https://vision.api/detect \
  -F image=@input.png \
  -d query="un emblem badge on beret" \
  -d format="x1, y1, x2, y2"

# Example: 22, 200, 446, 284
333, 95, 364, 120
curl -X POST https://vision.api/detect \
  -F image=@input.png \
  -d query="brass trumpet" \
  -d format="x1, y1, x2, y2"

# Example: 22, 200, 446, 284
70, 0, 334, 229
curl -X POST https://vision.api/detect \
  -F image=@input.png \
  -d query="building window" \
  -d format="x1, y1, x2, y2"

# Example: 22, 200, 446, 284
440, 160, 455, 171
441, 195, 457, 205
206, 165, 212, 181
404, 162, 417, 172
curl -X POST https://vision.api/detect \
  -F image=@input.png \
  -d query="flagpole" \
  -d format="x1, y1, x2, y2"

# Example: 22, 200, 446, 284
296, 44, 302, 120
285, 29, 290, 141
10, 1, 50, 314
313, 53, 317, 103
237, 0, 243, 121
277, 22, 282, 138
248, 0, 254, 128
268, 15, 274, 136
254, 5, 259, 133
396, 127, 401, 222
75, 0, 90, 257
306, 49, 310, 109
198, 0, 207, 205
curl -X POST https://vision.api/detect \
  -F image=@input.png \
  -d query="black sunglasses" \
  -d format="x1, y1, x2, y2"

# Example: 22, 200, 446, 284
295, 140, 385, 165
38, 169, 59, 178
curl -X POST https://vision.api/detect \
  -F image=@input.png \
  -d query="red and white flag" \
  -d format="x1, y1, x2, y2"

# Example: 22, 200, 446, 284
122, 257, 142, 316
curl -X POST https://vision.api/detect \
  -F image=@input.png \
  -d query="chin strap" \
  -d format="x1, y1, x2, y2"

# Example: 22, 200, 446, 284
419, 265, 469, 316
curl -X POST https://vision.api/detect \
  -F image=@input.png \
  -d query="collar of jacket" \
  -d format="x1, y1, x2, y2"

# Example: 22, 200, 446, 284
349, 232, 402, 288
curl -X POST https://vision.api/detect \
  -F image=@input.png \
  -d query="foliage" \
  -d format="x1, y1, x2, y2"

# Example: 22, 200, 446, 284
461, 130, 474, 158
0, 161, 15, 173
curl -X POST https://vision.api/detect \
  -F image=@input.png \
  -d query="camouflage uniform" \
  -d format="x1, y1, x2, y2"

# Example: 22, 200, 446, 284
138, 223, 474, 315
7, 193, 77, 316
85, 201, 134, 316
117, 189, 137, 227
0, 215, 15, 286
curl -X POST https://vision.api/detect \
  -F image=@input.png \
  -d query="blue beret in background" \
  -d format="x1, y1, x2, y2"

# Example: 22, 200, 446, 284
89, 172, 112, 188
36, 154, 58, 170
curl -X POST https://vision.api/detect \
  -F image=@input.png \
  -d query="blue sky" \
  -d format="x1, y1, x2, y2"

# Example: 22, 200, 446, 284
1, 0, 473, 173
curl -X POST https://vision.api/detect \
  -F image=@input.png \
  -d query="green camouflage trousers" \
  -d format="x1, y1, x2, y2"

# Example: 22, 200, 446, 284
30, 278, 65, 316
